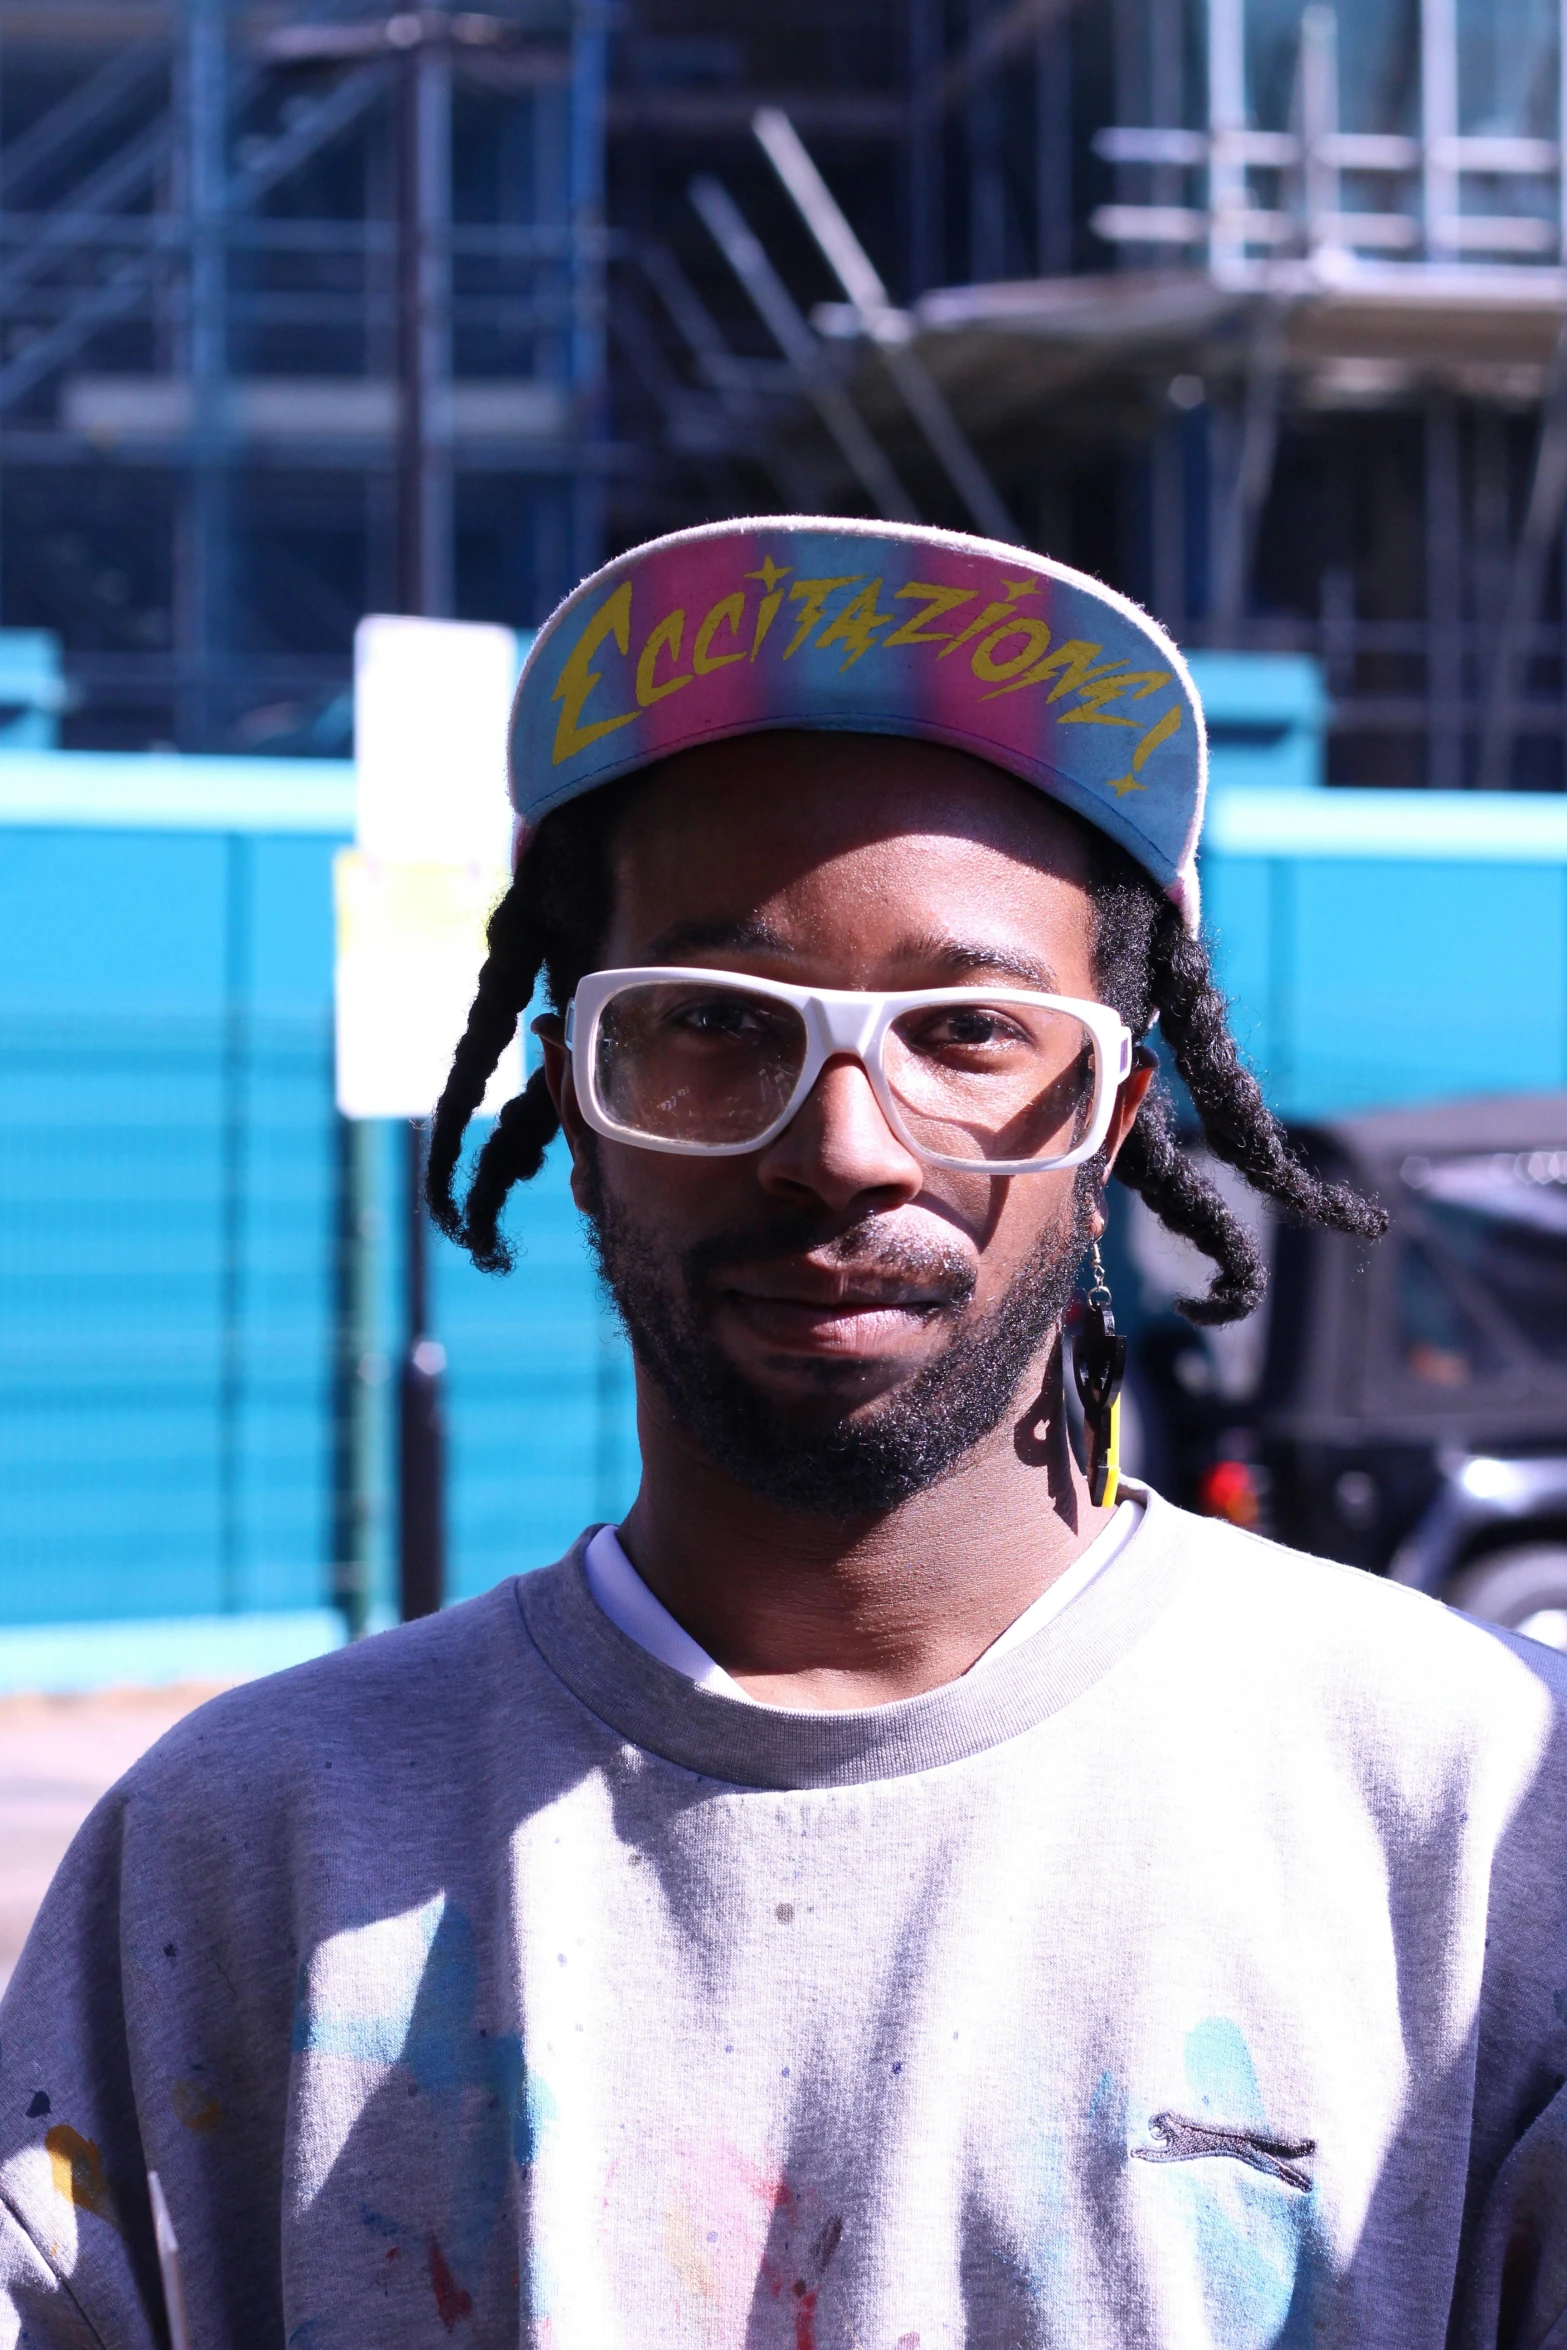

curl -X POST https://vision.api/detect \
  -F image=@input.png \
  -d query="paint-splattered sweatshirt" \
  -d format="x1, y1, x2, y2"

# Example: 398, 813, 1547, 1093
3, 1483, 1567, 2349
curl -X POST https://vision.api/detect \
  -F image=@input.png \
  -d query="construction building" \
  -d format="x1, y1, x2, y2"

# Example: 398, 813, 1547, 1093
0, 0, 1563, 790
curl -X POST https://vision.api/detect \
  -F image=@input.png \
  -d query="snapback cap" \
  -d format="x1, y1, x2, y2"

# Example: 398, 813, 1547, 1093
509, 516, 1206, 929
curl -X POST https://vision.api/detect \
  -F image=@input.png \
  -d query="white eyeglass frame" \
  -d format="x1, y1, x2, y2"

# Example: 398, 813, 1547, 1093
562, 965, 1134, 1176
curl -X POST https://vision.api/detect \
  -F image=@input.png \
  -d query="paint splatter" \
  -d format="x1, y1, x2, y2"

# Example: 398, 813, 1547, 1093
427, 2236, 473, 2329
296, 1898, 555, 2303
45, 2124, 120, 2234
170, 2076, 224, 2133
1184, 2017, 1267, 2124
1166, 2017, 1322, 2347
810, 2218, 842, 2275
793, 2283, 817, 2349
663, 2203, 719, 2303
360, 2205, 410, 2242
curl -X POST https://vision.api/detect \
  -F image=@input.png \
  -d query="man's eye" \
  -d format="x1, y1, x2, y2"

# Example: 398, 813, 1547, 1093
670, 1000, 769, 1041
917, 1009, 1024, 1051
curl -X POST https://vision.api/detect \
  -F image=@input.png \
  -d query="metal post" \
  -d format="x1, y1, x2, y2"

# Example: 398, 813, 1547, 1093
1559, 0, 1567, 262
1206, 0, 1247, 273
218, 832, 250, 1613
1034, 13, 1072, 275
396, 19, 453, 623
179, 0, 228, 748
332, 1114, 379, 1639
399, 1120, 446, 1620
1150, 410, 1185, 635
1425, 393, 1463, 788
1477, 321, 1567, 790
365, 61, 398, 609
1299, 5, 1340, 258
1319, 561, 1356, 699
1148, 0, 1182, 215
1421, 0, 1458, 260
394, 19, 450, 1621
967, 0, 1006, 282
909, 0, 944, 294
568, 0, 608, 583
1213, 311, 1285, 643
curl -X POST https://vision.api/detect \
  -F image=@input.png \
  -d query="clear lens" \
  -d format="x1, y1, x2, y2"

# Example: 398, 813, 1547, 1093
593, 979, 808, 1146
883, 999, 1100, 1165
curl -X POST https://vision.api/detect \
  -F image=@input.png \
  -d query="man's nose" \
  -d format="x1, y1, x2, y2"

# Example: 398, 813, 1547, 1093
755, 1054, 925, 1214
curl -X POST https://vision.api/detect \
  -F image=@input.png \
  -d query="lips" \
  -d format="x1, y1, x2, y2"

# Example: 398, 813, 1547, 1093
726, 1269, 948, 1310
679, 1212, 980, 1363
715, 1259, 963, 1356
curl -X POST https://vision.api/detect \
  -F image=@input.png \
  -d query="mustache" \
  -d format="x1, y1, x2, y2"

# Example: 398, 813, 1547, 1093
681, 1212, 979, 1311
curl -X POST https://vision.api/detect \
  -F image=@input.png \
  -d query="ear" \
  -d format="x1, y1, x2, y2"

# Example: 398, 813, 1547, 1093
534, 1014, 597, 1216
1098, 1045, 1156, 1187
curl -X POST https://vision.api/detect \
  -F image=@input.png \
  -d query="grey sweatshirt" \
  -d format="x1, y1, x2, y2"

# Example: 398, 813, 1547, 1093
3, 1485, 1567, 2348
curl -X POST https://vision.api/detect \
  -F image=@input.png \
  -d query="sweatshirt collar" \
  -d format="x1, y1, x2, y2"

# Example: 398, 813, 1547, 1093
514, 1482, 1187, 1791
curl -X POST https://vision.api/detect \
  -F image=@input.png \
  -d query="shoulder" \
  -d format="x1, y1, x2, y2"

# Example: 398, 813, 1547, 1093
10, 1555, 599, 2012
122, 1550, 589, 1824
1138, 1483, 1567, 1795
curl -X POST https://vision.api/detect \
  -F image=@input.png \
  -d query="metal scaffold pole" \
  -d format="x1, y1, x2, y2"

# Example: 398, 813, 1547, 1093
395, 8, 452, 1624
569, 0, 608, 582
179, 0, 229, 749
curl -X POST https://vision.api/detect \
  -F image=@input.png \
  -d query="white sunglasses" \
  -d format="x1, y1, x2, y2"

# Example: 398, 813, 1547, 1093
562, 966, 1133, 1176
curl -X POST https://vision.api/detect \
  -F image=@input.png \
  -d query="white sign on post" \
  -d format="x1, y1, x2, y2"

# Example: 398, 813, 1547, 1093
335, 615, 524, 1121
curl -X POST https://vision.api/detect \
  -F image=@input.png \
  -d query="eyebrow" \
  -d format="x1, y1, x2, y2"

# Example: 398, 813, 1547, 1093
635, 920, 1063, 994
889, 934, 1064, 992
638, 915, 795, 962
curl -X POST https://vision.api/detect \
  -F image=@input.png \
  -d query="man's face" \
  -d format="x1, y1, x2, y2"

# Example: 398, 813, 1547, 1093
544, 732, 1148, 1514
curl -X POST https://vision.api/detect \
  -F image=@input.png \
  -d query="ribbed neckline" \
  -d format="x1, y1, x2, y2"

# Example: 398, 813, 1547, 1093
513, 1482, 1190, 1791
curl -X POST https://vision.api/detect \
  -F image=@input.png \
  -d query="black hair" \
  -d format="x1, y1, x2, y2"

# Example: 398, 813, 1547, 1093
428, 773, 1385, 1317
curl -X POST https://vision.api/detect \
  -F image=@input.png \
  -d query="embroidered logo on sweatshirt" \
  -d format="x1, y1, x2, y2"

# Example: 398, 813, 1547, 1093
1132, 2111, 1316, 2192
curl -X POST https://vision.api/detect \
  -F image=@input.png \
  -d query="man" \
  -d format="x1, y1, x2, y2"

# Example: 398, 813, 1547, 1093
3, 518, 1565, 2348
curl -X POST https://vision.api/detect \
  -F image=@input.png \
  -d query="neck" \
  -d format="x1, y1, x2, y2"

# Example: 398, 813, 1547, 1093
614, 1344, 1115, 1710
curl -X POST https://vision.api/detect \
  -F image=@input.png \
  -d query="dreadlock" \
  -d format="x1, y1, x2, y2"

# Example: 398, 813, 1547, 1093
426, 784, 624, 1273
1083, 832, 1385, 1321
429, 778, 1386, 1314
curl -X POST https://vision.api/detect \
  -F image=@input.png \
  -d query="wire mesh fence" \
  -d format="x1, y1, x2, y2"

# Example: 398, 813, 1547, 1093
0, 1006, 637, 1630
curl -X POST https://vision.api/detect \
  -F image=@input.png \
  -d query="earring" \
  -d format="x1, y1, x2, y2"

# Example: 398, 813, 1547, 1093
1073, 1241, 1127, 1509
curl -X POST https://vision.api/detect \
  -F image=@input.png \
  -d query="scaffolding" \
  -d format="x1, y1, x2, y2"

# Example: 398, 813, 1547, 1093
7, 0, 1567, 786
0, 0, 606, 751
608, 0, 1567, 790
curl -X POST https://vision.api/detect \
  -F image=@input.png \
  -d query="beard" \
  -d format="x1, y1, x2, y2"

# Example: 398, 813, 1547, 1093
580, 1154, 1093, 1518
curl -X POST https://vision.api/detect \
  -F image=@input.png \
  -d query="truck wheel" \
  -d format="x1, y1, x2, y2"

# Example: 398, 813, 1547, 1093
1442, 1547, 1567, 1651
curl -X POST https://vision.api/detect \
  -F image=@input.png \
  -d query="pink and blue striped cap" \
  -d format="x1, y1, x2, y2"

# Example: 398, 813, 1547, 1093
509, 516, 1206, 928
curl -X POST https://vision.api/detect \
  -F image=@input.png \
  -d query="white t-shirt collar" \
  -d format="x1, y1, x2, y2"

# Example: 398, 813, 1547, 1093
582, 1499, 1145, 1707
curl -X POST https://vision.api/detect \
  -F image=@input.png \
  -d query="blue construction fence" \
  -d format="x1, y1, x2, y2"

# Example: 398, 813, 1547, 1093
5, 655, 1567, 1670
0, 757, 637, 1664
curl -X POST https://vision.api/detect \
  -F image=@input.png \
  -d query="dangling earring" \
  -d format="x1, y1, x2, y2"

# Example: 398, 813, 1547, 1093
1073, 1241, 1127, 1509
